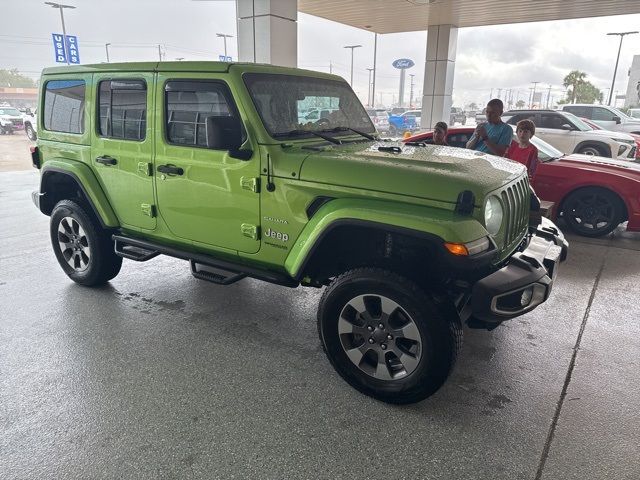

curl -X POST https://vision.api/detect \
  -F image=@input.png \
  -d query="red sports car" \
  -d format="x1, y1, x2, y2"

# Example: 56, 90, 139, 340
404, 127, 640, 237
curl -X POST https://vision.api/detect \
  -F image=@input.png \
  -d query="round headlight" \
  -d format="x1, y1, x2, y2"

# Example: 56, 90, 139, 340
484, 196, 503, 235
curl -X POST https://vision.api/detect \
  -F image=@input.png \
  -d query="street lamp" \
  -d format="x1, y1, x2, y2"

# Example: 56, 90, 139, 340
606, 31, 638, 105
344, 45, 362, 87
44, 2, 76, 66
366, 68, 374, 106
216, 33, 233, 60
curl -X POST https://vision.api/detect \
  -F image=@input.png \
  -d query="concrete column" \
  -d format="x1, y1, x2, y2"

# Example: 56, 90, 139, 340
237, 0, 297, 67
421, 25, 457, 129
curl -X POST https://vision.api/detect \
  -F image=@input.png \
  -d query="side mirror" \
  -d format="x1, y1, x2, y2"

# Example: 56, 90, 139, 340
613, 115, 621, 124
560, 124, 574, 131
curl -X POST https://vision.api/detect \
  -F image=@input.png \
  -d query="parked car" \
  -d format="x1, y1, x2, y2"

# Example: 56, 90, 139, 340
401, 109, 422, 128
0, 106, 25, 134
31, 61, 567, 404
450, 107, 466, 125
405, 126, 640, 237
23, 108, 37, 141
298, 108, 338, 126
365, 108, 390, 134
387, 112, 418, 136
389, 107, 407, 116
580, 117, 639, 161
503, 109, 636, 161
561, 104, 640, 134
475, 108, 486, 123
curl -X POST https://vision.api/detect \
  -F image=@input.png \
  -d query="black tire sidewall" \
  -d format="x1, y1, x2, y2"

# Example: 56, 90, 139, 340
562, 188, 622, 237
318, 269, 459, 403
50, 200, 120, 285
26, 125, 36, 140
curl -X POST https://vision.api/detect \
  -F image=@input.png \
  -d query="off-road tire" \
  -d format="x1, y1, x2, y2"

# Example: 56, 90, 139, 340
317, 268, 462, 404
50, 200, 122, 286
561, 187, 624, 237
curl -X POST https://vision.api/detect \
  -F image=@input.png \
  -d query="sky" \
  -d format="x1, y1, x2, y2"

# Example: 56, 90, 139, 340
2, 0, 640, 109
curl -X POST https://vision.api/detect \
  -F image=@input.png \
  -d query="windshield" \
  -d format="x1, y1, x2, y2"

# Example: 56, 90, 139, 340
561, 111, 592, 131
0, 108, 21, 116
243, 73, 375, 139
530, 134, 564, 161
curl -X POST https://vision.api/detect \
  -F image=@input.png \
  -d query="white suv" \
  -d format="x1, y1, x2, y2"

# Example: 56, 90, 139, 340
23, 108, 37, 140
562, 104, 640, 135
503, 109, 636, 161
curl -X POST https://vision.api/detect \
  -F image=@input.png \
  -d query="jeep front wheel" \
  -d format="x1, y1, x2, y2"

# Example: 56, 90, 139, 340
317, 268, 462, 404
50, 200, 122, 286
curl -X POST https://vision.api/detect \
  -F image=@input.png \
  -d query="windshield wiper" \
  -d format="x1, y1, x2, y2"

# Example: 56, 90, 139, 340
273, 129, 342, 145
324, 126, 376, 141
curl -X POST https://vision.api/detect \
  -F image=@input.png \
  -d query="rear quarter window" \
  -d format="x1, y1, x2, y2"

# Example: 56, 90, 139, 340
43, 79, 86, 134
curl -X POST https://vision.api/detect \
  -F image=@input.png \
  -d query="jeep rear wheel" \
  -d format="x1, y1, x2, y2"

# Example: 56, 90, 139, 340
50, 200, 122, 286
317, 268, 462, 404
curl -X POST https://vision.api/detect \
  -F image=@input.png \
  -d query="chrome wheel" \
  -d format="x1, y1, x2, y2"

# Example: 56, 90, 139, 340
338, 294, 422, 380
57, 216, 91, 272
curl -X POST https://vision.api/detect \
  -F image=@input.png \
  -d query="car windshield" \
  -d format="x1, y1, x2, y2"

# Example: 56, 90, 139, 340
561, 111, 592, 131
610, 107, 634, 120
530, 133, 564, 161
0, 108, 21, 116
243, 73, 375, 139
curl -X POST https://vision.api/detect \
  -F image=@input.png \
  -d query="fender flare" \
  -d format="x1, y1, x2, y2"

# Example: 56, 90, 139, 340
40, 159, 119, 228
284, 197, 486, 279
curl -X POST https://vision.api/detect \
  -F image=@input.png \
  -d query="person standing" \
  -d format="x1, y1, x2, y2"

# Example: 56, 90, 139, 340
505, 119, 539, 181
466, 98, 512, 156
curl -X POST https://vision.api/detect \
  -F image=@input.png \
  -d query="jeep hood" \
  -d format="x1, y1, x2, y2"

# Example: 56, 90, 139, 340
298, 142, 525, 204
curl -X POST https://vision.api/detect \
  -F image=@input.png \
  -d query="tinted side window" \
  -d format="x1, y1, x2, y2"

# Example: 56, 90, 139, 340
539, 113, 566, 129
98, 80, 146, 141
563, 106, 588, 118
43, 79, 85, 134
447, 133, 471, 148
165, 80, 233, 147
592, 107, 615, 121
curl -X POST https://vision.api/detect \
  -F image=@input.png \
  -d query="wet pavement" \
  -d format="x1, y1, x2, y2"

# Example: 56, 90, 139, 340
1, 170, 639, 479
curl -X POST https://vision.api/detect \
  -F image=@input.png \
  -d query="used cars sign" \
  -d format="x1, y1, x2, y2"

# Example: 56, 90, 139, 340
392, 58, 414, 69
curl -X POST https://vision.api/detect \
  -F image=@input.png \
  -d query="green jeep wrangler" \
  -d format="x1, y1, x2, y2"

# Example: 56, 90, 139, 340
31, 62, 568, 404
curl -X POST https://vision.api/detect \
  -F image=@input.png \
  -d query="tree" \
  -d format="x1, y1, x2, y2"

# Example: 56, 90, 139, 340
574, 81, 603, 104
563, 70, 587, 104
0, 69, 36, 88
516, 99, 525, 109
466, 102, 478, 111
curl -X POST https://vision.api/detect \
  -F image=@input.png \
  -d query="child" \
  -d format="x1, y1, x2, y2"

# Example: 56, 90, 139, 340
506, 119, 539, 180
433, 121, 448, 146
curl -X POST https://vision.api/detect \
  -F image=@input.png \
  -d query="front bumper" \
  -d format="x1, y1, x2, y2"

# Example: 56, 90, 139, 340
470, 218, 568, 323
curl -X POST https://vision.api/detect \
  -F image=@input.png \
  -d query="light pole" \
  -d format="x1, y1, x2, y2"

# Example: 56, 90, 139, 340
409, 74, 415, 108
366, 68, 374, 106
606, 31, 638, 105
44, 2, 75, 66
216, 33, 233, 60
344, 45, 362, 87
530, 81, 540, 108
105, 43, 111, 63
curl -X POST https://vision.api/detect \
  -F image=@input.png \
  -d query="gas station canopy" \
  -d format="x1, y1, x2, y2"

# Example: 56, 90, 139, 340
298, 0, 640, 33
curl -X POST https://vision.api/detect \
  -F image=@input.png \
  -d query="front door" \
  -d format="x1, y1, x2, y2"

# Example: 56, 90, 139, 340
153, 74, 260, 254
91, 73, 156, 230
536, 112, 577, 155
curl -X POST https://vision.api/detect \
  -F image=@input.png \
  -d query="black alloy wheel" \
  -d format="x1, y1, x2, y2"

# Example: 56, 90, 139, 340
562, 187, 624, 237
318, 268, 462, 404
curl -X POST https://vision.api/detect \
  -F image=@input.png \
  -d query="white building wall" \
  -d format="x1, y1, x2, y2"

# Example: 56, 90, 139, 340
624, 55, 640, 108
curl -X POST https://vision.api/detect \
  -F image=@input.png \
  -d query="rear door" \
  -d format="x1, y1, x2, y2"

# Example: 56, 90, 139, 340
91, 73, 156, 230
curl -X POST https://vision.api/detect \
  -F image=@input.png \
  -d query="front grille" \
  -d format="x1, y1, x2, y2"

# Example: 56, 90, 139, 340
629, 146, 636, 158
500, 177, 530, 248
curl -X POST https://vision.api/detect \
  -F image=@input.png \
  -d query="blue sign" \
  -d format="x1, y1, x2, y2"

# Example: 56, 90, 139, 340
392, 58, 414, 69
218, 55, 232, 62
52, 33, 80, 64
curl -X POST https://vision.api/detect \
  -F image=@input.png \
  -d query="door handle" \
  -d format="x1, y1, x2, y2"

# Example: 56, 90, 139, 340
157, 164, 184, 176
96, 155, 117, 166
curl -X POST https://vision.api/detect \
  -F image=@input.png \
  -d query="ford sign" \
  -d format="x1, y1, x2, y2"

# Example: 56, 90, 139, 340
392, 58, 415, 69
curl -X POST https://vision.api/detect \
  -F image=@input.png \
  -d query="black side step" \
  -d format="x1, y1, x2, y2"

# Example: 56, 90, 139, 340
114, 237, 160, 261
111, 234, 299, 288
190, 261, 247, 285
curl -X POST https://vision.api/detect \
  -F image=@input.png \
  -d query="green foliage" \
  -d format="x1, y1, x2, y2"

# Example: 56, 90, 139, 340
563, 70, 587, 104
515, 100, 525, 109
574, 82, 602, 104
0, 69, 36, 88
